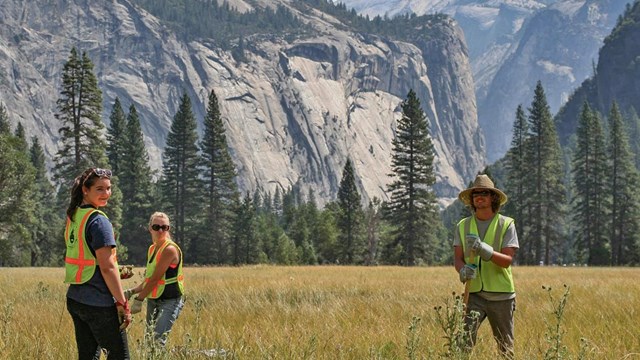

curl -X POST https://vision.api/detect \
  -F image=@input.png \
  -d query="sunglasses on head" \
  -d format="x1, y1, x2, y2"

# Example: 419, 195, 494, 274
151, 224, 170, 232
92, 168, 112, 178
471, 190, 493, 198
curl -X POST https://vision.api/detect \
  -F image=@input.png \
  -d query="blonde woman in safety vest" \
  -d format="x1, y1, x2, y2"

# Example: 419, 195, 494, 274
64, 168, 131, 360
125, 212, 184, 347
453, 174, 519, 360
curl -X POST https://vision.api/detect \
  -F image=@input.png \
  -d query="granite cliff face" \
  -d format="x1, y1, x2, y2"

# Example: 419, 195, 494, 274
0, 0, 483, 206
340, 0, 629, 161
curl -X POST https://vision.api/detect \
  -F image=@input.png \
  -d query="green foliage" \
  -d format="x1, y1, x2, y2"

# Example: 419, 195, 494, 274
54, 48, 109, 187
523, 82, 566, 265
0, 132, 36, 266
571, 103, 610, 265
607, 102, 640, 265
384, 89, 441, 265
29, 137, 64, 266
198, 90, 239, 264
337, 158, 365, 264
117, 103, 154, 264
433, 293, 473, 359
131, 0, 306, 48
542, 285, 571, 360
161, 93, 202, 253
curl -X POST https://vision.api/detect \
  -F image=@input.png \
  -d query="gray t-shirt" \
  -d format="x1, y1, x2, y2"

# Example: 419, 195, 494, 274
453, 214, 519, 300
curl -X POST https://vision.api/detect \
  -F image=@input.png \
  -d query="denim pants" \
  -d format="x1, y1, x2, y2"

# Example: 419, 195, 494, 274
67, 297, 130, 360
146, 296, 185, 346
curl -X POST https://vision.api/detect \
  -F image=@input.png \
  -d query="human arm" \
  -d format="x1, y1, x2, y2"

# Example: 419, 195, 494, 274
95, 246, 131, 329
133, 245, 180, 301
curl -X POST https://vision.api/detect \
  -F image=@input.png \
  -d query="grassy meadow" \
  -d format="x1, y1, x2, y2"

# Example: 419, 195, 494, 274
0, 266, 638, 359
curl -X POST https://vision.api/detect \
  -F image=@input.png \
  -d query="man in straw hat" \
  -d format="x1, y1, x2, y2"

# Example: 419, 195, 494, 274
453, 174, 519, 359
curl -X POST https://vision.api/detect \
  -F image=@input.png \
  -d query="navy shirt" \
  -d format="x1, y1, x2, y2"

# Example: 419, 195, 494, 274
66, 206, 117, 307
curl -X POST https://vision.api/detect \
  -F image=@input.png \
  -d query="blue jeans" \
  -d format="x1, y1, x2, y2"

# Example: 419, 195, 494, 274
67, 297, 130, 360
146, 297, 185, 346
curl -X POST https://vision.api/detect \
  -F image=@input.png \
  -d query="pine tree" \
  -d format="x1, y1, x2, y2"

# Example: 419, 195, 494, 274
29, 137, 64, 265
198, 90, 239, 264
106, 97, 127, 174
525, 81, 566, 265
161, 93, 201, 253
384, 89, 440, 266
571, 102, 609, 265
607, 102, 640, 265
504, 105, 531, 263
54, 48, 109, 185
0, 129, 36, 266
0, 102, 10, 134
231, 192, 259, 264
364, 197, 383, 265
118, 104, 154, 264
337, 158, 365, 264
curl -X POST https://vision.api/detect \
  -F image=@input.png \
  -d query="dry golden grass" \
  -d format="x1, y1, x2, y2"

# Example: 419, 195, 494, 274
0, 266, 638, 359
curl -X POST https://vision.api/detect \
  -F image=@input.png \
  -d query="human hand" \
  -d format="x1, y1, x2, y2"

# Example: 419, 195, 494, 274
119, 265, 134, 279
116, 300, 132, 330
465, 234, 493, 261
459, 264, 477, 283
124, 289, 135, 301
131, 297, 144, 314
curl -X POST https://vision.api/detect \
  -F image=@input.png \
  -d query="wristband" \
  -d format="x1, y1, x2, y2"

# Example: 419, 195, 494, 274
115, 299, 130, 310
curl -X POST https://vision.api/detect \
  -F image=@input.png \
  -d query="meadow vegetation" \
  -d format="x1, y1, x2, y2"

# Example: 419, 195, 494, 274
0, 266, 637, 359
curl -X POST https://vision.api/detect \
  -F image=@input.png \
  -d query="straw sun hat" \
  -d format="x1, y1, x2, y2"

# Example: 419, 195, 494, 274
458, 174, 508, 206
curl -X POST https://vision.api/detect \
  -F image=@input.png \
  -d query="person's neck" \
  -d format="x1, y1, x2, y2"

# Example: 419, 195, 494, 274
475, 209, 496, 221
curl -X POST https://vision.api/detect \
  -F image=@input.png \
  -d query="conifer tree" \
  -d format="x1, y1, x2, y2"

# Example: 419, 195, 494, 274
161, 93, 201, 253
29, 137, 63, 265
337, 158, 365, 264
54, 48, 109, 186
504, 105, 531, 263
384, 89, 440, 265
571, 102, 610, 265
0, 103, 10, 134
0, 129, 35, 266
231, 192, 259, 264
106, 97, 127, 174
364, 197, 383, 265
198, 90, 239, 264
524, 81, 566, 265
607, 102, 640, 265
118, 104, 154, 263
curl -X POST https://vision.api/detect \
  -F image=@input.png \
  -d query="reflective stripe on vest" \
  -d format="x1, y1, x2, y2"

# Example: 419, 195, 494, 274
458, 214, 515, 293
64, 209, 103, 284
144, 240, 184, 299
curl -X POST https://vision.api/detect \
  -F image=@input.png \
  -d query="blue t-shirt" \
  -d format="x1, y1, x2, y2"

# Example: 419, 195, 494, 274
66, 206, 117, 307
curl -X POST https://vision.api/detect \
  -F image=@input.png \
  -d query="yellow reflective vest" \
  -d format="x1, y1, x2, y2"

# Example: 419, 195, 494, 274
144, 240, 184, 299
458, 214, 515, 293
64, 208, 118, 284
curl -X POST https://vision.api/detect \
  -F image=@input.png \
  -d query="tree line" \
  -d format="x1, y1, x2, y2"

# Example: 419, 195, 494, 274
1, 50, 639, 267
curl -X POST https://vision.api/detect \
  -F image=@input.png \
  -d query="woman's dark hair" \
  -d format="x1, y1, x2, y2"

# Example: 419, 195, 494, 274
65, 168, 106, 221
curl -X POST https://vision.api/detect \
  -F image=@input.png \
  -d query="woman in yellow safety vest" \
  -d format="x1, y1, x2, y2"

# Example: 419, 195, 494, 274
125, 212, 184, 347
64, 168, 131, 360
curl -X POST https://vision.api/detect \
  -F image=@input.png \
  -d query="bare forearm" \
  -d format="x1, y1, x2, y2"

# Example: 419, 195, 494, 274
101, 265, 127, 304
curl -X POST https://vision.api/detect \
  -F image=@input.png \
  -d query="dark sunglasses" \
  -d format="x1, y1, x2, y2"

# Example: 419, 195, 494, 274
471, 190, 493, 198
151, 224, 170, 232
93, 168, 112, 178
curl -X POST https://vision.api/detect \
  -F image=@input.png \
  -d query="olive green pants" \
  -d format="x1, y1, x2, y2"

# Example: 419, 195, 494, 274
465, 294, 515, 359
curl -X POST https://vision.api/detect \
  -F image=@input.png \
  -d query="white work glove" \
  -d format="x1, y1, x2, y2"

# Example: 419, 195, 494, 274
459, 264, 477, 283
123, 289, 135, 301
131, 297, 144, 314
466, 234, 494, 261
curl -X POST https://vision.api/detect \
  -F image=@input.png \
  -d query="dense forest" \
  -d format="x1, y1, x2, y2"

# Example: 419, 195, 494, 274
1, 1, 639, 267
